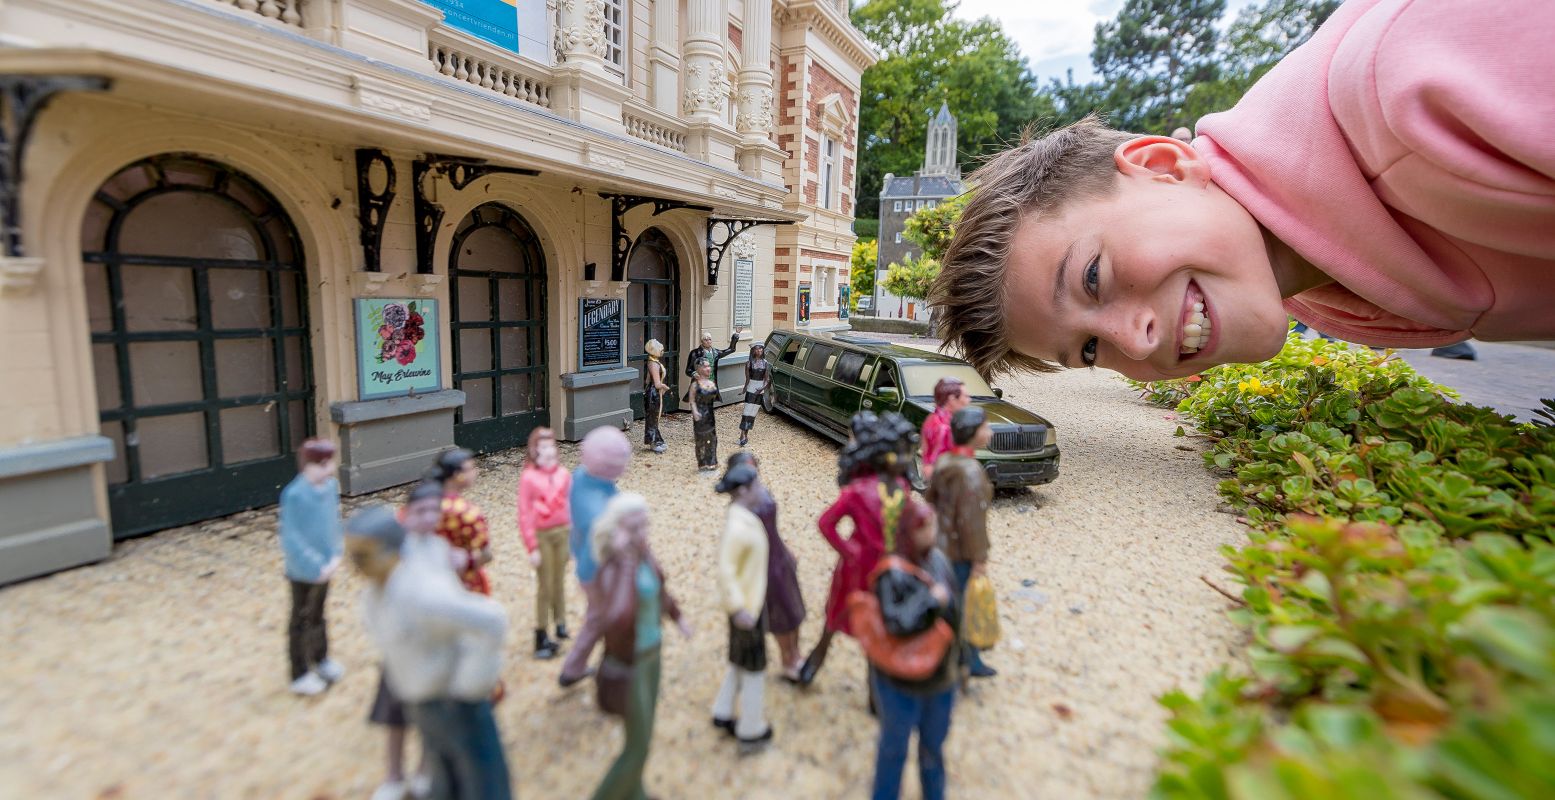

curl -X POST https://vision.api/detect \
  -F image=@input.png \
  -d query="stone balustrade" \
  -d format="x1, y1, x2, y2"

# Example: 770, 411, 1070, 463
622, 103, 688, 152
212, 0, 302, 25
429, 32, 553, 110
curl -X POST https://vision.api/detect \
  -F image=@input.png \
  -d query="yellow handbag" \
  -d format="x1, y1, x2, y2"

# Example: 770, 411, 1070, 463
964, 574, 1001, 650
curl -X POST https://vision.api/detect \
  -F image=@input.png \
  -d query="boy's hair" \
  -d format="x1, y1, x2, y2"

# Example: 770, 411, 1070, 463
405, 479, 444, 506
297, 437, 337, 469
933, 115, 1137, 378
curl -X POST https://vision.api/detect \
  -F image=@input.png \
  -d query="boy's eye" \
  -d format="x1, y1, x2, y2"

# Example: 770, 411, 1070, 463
1084, 257, 1101, 298
1082, 337, 1098, 366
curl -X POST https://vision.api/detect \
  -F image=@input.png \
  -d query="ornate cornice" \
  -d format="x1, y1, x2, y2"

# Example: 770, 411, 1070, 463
774, 0, 879, 73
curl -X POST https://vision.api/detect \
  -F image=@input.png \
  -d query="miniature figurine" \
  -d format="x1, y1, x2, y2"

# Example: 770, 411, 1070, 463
920, 377, 969, 478
798, 412, 920, 692
712, 461, 773, 752
589, 492, 692, 799
278, 437, 345, 696
519, 427, 572, 660
559, 426, 632, 687
866, 498, 960, 800
737, 341, 773, 448
924, 406, 998, 679
685, 328, 741, 380
346, 504, 512, 800
727, 451, 806, 681
689, 357, 721, 471
642, 339, 669, 454
367, 480, 445, 800
430, 449, 493, 596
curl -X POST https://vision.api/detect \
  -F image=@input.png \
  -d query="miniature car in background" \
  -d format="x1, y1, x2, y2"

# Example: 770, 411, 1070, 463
762, 331, 1060, 489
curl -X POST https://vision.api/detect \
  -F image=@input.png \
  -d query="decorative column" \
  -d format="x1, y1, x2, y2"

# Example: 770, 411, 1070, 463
649, 0, 681, 113
735, 0, 774, 142
555, 0, 609, 72
682, 0, 729, 121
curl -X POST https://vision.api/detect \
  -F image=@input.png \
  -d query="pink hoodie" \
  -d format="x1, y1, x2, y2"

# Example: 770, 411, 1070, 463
517, 463, 571, 553
1196, 0, 1555, 348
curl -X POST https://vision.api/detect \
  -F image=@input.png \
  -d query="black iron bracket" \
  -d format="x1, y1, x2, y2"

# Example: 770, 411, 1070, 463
599, 193, 713, 282
413, 154, 541, 273
355, 149, 395, 272
1, 75, 110, 257
705, 218, 792, 285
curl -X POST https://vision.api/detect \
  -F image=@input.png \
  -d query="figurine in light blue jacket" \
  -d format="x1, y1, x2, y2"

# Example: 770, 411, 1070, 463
279, 438, 344, 696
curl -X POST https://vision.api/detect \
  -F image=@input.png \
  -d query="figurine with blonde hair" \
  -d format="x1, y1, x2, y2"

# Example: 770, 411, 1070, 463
642, 339, 669, 454
590, 492, 692, 799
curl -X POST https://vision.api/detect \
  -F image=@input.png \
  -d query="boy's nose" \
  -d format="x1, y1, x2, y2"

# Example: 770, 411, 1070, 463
1110, 305, 1159, 361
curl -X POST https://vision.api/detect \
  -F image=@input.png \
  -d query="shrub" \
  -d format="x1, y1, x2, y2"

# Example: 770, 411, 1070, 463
1134, 332, 1555, 799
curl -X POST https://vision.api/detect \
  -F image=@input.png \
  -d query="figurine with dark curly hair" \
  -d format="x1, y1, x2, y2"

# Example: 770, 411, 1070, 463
797, 411, 920, 691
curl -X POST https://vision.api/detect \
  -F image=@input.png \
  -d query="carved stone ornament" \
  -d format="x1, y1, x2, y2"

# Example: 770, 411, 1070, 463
555, 0, 609, 60
732, 233, 757, 262
682, 63, 731, 115
735, 87, 775, 134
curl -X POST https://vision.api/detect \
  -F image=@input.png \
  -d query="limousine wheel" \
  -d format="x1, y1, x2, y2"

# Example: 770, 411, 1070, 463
762, 389, 775, 413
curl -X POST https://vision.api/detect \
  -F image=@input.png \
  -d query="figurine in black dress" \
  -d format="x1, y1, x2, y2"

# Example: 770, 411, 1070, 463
690, 358, 721, 471
642, 339, 668, 454
737, 343, 772, 448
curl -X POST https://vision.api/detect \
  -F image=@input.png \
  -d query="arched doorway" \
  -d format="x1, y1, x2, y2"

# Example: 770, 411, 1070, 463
449, 203, 548, 453
82, 154, 314, 538
625, 228, 680, 418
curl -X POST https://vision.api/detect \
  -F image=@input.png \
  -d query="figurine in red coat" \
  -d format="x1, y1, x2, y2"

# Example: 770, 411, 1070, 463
797, 411, 920, 690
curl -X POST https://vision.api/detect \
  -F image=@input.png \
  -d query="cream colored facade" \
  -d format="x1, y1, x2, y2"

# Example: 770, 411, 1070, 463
0, 0, 873, 582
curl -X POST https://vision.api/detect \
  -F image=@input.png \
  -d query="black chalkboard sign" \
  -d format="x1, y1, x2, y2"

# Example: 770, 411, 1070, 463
579, 297, 624, 371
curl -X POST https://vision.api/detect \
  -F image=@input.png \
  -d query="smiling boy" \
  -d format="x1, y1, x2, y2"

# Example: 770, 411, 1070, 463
934, 0, 1554, 381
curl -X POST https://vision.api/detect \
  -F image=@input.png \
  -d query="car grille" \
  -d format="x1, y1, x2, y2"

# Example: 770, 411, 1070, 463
989, 427, 1045, 453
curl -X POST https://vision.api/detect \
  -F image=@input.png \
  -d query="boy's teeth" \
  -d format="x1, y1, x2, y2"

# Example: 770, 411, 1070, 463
1193, 302, 1204, 312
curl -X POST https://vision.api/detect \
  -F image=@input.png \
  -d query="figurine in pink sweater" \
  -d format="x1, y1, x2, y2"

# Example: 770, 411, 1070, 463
518, 427, 572, 659
934, 0, 1555, 381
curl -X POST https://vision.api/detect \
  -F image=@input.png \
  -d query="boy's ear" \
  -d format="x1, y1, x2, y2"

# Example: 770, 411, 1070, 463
1114, 136, 1211, 185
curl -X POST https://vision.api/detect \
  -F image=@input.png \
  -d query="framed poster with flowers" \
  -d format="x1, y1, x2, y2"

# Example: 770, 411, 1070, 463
354, 298, 441, 400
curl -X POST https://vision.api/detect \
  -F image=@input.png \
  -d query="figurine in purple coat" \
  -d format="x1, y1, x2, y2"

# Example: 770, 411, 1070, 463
725, 451, 806, 681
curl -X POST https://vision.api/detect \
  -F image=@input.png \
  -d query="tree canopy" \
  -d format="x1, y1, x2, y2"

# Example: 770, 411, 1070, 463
849, 0, 1049, 220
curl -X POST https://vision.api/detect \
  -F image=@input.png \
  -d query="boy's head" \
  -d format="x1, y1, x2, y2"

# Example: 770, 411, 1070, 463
345, 504, 405, 584
934, 116, 1290, 381
932, 377, 967, 412
950, 406, 991, 450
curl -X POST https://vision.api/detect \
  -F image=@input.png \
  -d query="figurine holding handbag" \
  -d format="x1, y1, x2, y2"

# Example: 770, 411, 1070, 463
589, 492, 692, 800
923, 406, 999, 679
850, 497, 960, 800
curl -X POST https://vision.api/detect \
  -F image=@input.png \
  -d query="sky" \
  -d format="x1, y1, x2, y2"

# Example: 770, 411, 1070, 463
950, 0, 1261, 85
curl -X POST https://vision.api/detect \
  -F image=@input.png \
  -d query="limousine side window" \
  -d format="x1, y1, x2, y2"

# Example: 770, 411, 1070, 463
833, 351, 867, 385
873, 360, 899, 393
781, 338, 802, 364
804, 344, 835, 374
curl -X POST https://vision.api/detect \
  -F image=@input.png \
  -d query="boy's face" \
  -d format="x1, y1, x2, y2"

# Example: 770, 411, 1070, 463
1001, 138, 1291, 381
403, 496, 442, 535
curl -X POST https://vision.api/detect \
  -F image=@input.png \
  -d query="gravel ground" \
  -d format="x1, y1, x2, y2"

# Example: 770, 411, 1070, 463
0, 355, 1248, 799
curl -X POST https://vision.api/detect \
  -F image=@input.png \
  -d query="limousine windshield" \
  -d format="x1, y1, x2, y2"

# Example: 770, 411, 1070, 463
902, 364, 996, 398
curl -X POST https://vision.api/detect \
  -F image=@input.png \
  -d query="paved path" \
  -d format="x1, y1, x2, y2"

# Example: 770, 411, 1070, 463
1391, 342, 1554, 422
0, 359, 1246, 799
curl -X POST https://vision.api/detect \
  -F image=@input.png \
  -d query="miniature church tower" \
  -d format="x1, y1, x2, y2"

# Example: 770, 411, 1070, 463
919, 101, 959, 180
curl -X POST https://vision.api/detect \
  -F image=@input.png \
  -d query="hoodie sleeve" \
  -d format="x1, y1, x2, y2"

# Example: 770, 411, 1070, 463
516, 470, 539, 553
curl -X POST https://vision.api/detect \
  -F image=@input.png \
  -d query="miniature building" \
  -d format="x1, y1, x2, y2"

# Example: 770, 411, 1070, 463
0, 0, 874, 582
874, 101, 964, 322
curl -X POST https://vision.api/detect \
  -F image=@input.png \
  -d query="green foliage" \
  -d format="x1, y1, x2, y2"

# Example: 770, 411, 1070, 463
850, 0, 1050, 218
1043, 0, 1339, 132
852, 217, 879, 241
901, 193, 969, 262
1091, 0, 1227, 132
849, 239, 878, 311
881, 252, 938, 302
1133, 333, 1555, 798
